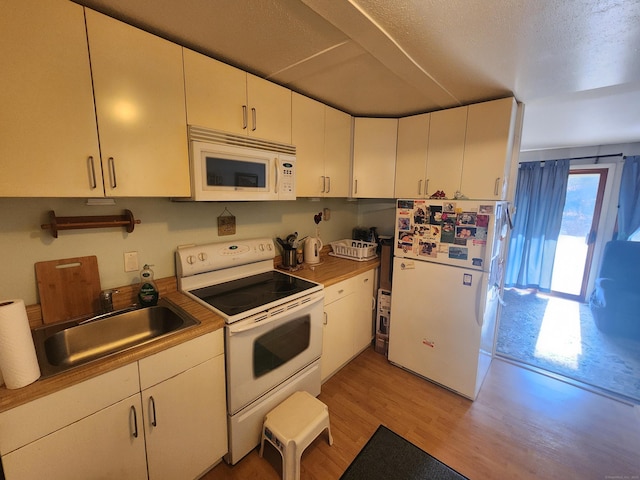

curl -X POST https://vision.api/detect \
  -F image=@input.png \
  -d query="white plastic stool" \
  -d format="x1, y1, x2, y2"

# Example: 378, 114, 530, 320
259, 391, 333, 480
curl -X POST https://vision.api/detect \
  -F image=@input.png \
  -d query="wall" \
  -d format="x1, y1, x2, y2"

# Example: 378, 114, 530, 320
0, 197, 362, 305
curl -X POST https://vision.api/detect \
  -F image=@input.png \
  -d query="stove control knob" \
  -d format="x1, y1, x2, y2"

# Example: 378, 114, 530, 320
198, 252, 208, 261
186, 255, 196, 265
258, 244, 264, 251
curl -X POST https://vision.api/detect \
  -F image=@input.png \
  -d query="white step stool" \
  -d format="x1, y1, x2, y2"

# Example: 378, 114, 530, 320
259, 391, 333, 480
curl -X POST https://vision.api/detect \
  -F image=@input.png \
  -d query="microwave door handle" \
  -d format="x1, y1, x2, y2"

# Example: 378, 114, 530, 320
274, 158, 279, 194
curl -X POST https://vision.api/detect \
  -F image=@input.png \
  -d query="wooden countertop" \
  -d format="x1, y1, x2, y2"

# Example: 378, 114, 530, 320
282, 250, 380, 287
0, 253, 379, 413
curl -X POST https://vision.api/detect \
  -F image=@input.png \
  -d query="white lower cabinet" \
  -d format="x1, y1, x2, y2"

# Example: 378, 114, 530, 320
2, 393, 148, 479
0, 330, 226, 480
142, 355, 227, 480
321, 270, 376, 381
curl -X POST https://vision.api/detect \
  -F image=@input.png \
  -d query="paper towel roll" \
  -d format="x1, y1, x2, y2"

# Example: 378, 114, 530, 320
0, 299, 41, 389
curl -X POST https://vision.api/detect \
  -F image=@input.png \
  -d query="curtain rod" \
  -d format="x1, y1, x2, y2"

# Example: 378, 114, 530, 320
532, 152, 624, 165
564, 152, 623, 162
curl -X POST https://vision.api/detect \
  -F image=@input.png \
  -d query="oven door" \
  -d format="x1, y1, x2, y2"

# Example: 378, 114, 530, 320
225, 291, 323, 415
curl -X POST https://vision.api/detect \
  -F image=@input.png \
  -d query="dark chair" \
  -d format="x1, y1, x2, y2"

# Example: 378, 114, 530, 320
589, 240, 640, 338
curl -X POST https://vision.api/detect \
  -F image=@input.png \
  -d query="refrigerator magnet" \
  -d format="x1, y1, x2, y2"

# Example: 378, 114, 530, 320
463, 273, 473, 286
472, 258, 483, 267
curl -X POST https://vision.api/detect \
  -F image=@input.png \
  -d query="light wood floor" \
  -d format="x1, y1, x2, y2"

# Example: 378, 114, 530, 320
203, 347, 640, 479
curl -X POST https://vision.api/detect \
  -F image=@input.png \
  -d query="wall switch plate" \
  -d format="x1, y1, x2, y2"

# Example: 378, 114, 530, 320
124, 251, 139, 272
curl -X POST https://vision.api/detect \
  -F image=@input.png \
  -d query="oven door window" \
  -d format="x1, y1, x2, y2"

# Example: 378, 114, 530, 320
253, 315, 310, 378
205, 156, 267, 189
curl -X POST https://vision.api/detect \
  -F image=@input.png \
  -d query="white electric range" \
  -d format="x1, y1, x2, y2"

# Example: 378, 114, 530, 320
176, 237, 324, 464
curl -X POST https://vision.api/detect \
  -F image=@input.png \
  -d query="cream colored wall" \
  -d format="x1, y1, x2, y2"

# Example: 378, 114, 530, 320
0, 197, 359, 305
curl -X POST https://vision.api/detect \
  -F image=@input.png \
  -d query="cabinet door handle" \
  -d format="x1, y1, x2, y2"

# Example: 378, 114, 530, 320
321, 176, 326, 193
418, 179, 422, 196
149, 395, 157, 427
108, 157, 117, 189
130, 405, 139, 438
425, 179, 429, 197
326, 176, 331, 193
87, 156, 97, 189
323, 311, 328, 325
371, 296, 375, 311
242, 105, 248, 130
354, 179, 358, 195
251, 107, 257, 131
494, 177, 501, 196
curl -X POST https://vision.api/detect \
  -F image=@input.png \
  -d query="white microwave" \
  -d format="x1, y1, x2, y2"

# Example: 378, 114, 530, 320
186, 127, 297, 201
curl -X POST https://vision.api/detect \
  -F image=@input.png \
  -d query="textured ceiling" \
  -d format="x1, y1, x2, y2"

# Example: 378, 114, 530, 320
73, 0, 640, 151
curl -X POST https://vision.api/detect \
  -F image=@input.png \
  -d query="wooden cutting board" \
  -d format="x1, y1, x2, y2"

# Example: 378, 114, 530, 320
35, 256, 102, 324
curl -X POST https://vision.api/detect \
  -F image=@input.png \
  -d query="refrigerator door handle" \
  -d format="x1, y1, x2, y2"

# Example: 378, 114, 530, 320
475, 273, 488, 327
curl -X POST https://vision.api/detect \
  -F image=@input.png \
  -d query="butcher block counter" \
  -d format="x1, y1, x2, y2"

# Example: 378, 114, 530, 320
285, 249, 380, 288
0, 251, 379, 413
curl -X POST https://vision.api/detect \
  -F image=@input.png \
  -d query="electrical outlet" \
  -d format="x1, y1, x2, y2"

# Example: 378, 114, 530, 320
124, 251, 139, 272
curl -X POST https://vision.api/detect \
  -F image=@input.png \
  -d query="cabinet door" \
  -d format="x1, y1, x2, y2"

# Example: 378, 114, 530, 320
426, 106, 467, 199
292, 93, 326, 196
461, 97, 518, 200
0, 0, 101, 197
322, 294, 355, 381
183, 48, 247, 135
351, 271, 375, 353
395, 113, 430, 198
352, 118, 398, 198
143, 355, 227, 480
2, 394, 147, 480
323, 106, 352, 198
86, 9, 189, 197
247, 74, 292, 144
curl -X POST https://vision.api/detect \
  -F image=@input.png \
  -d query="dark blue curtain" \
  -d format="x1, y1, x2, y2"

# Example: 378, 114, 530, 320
505, 160, 570, 291
617, 156, 640, 240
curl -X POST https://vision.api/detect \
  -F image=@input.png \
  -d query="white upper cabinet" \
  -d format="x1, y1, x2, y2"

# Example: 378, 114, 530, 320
184, 49, 292, 144
395, 113, 431, 198
426, 106, 468, 199
86, 9, 190, 197
323, 105, 352, 198
461, 97, 518, 200
292, 93, 325, 196
292, 93, 351, 197
0, 0, 101, 197
352, 118, 398, 198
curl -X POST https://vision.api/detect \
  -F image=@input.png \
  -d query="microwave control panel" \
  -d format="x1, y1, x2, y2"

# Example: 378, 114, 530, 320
278, 155, 296, 200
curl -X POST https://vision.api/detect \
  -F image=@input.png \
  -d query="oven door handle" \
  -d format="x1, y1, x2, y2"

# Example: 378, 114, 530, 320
228, 293, 323, 335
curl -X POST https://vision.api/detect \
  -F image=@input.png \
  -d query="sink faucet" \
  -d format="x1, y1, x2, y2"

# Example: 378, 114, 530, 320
99, 289, 119, 313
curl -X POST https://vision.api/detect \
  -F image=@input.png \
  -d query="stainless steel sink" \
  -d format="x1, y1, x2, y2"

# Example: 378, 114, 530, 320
32, 303, 199, 378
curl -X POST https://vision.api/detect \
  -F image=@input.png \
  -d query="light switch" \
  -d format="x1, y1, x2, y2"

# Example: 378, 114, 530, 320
124, 251, 139, 272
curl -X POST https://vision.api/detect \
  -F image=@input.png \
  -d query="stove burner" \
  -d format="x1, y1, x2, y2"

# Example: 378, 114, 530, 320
215, 292, 257, 309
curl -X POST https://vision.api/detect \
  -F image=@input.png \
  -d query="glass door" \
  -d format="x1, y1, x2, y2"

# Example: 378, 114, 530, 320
550, 168, 608, 301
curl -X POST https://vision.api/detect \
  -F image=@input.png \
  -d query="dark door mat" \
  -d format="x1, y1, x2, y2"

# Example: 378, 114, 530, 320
340, 425, 469, 480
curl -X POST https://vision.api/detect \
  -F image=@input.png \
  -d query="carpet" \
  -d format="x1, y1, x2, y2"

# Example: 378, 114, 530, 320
340, 426, 468, 480
497, 288, 640, 403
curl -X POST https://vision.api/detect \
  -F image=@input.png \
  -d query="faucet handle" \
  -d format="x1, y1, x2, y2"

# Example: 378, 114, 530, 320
99, 289, 119, 313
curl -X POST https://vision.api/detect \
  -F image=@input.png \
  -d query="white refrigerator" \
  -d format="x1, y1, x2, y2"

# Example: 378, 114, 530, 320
388, 199, 510, 400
